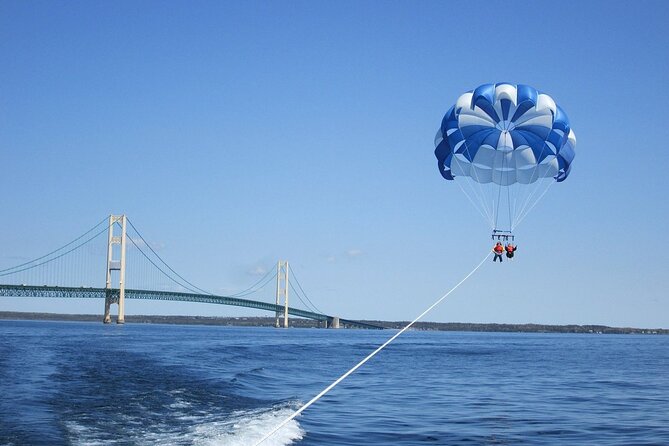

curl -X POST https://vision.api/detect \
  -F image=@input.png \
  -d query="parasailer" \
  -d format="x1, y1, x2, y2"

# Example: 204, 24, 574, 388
434, 83, 576, 247
493, 242, 504, 262
505, 243, 517, 259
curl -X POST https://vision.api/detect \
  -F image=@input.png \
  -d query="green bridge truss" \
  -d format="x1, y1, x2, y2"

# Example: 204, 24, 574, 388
0, 284, 382, 330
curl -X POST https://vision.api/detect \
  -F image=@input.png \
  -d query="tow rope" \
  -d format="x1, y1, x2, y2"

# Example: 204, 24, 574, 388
254, 251, 492, 445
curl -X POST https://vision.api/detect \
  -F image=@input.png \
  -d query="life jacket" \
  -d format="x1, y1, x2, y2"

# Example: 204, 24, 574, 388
505, 245, 515, 252
494, 245, 504, 254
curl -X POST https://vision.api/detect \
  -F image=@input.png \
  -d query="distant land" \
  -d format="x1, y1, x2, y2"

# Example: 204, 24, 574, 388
1, 311, 667, 334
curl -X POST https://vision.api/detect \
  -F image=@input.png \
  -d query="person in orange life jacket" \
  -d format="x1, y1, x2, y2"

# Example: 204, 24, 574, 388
505, 243, 517, 259
493, 242, 504, 262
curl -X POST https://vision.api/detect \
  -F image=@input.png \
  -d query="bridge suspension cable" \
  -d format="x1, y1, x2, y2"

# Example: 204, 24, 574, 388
229, 268, 278, 298
287, 266, 324, 314
288, 281, 319, 314
125, 218, 214, 295
0, 218, 110, 277
124, 233, 205, 295
125, 218, 288, 302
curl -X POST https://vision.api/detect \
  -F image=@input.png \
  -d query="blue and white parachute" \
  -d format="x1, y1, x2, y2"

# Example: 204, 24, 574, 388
434, 83, 576, 232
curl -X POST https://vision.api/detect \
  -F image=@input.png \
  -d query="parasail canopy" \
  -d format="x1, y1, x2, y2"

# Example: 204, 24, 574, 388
434, 83, 576, 232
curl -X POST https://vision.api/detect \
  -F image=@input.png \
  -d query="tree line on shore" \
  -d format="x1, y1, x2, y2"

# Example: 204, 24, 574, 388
1, 311, 666, 334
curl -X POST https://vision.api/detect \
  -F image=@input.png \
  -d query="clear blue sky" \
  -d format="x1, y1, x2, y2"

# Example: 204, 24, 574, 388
1, 1, 668, 327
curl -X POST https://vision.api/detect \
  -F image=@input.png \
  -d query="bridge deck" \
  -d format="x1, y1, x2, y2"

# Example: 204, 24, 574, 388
0, 284, 382, 329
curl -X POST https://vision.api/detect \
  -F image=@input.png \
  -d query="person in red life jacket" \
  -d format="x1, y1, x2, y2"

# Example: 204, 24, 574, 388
505, 243, 517, 259
492, 242, 504, 262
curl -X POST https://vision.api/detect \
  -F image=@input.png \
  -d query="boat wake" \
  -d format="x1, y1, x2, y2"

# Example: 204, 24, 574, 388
193, 403, 305, 446
64, 400, 304, 446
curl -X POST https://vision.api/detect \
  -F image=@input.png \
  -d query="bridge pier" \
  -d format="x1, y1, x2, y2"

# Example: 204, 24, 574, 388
103, 299, 111, 324
327, 316, 340, 329
103, 289, 120, 324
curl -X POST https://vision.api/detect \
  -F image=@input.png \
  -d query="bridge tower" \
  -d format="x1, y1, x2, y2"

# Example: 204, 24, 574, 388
103, 214, 127, 324
275, 260, 289, 328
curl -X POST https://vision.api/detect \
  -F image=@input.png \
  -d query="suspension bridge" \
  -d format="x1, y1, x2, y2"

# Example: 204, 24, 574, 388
0, 215, 381, 330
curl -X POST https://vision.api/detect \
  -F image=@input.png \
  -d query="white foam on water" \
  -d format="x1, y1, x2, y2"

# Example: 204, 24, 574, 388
169, 399, 192, 409
64, 420, 107, 446
191, 404, 304, 446
66, 403, 304, 446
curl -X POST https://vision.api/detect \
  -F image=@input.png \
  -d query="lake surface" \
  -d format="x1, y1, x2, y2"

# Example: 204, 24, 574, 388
1, 320, 668, 445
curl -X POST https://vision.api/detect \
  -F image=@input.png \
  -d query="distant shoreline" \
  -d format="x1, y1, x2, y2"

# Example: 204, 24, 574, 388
1, 311, 666, 334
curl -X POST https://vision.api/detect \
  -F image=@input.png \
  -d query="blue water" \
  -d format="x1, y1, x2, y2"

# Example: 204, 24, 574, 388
1, 321, 668, 445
